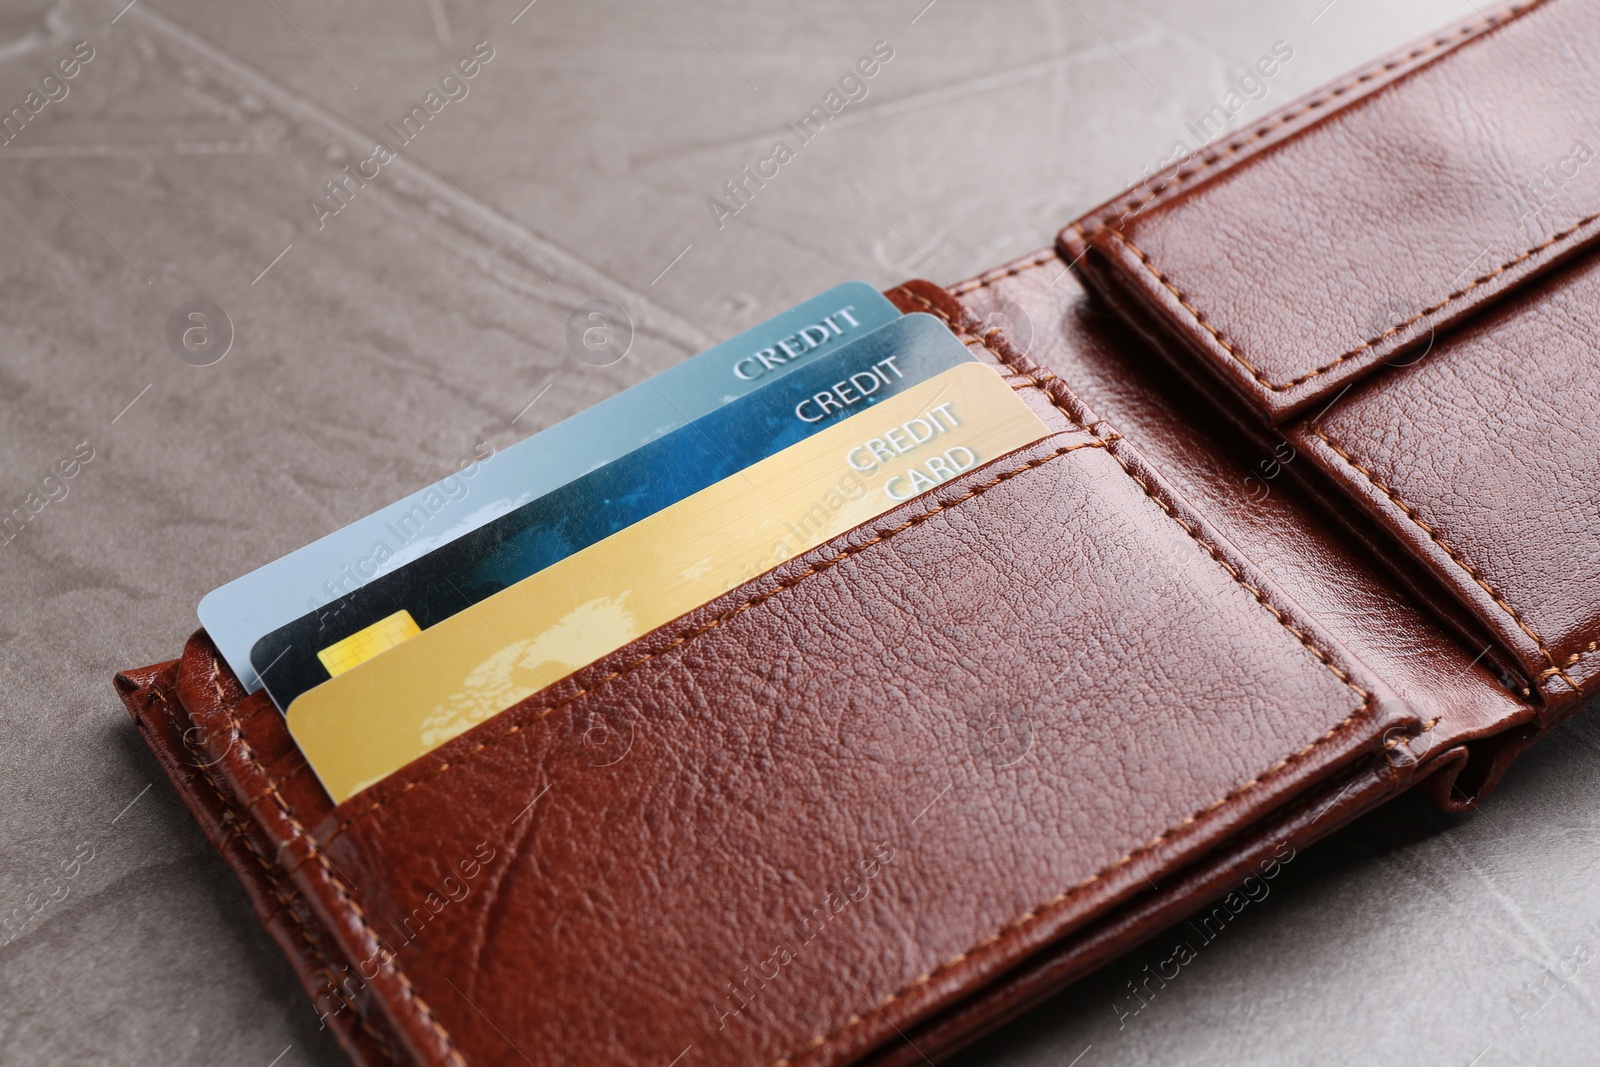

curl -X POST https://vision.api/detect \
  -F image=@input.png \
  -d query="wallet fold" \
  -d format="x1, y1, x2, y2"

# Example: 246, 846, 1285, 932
116, 2, 1597, 1062
1062, 0, 1600, 710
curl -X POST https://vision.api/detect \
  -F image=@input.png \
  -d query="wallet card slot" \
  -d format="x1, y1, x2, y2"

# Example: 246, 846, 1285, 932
1062, 0, 1600, 424
287, 358, 1403, 1067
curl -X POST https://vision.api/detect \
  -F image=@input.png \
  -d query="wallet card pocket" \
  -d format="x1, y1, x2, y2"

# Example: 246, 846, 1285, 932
286, 374, 1400, 1067
117, 293, 1415, 1067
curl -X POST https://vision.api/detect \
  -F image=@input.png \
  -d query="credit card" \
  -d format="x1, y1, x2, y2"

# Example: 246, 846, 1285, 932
200, 281, 900, 692
289, 361, 1054, 803
251, 313, 971, 711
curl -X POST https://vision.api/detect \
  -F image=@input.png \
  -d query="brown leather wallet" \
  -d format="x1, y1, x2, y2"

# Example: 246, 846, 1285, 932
114, 1, 1600, 1063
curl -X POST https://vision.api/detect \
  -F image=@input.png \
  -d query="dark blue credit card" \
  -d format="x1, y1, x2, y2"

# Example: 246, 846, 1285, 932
251, 313, 973, 710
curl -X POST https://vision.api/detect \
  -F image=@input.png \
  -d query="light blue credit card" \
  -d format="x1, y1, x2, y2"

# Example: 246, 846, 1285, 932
200, 281, 901, 691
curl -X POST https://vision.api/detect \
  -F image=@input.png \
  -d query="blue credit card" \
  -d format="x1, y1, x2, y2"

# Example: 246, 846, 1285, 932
200, 282, 900, 691
250, 313, 972, 712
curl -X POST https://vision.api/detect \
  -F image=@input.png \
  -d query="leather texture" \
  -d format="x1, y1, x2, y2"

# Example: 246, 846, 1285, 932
1290, 249, 1600, 702
116, 343, 1415, 1066
1063, 0, 1600, 424
942, 258, 1532, 801
113, 2, 1598, 1063
1065, 0, 1600, 712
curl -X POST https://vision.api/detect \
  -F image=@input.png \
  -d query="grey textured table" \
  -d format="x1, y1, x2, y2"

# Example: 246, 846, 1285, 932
2, 1, 1594, 1064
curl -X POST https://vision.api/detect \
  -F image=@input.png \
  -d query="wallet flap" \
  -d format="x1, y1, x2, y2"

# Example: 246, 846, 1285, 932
1286, 248, 1600, 705
1061, 0, 1600, 424
1056, 0, 1600, 711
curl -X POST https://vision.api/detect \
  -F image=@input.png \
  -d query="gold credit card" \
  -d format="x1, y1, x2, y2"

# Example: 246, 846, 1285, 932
290, 362, 1052, 803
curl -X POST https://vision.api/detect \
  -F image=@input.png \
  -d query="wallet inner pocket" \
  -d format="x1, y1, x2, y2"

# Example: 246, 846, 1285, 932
291, 379, 1399, 1067
1288, 248, 1600, 704
1059, 0, 1600, 709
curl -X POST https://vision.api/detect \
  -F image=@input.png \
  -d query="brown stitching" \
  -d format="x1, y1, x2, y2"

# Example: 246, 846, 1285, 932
229, 703, 320, 794
1064, 4, 1565, 399
941, 270, 1116, 446
1385, 718, 1441, 750
211, 817, 246, 852
1072, 2, 1543, 243
892, 288, 1088, 433
949, 257, 1115, 441
1112, 201, 1600, 392
766, 704, 1373, 1067
274, 758, 314, 789
1311, 429, 1583, 694
227, 815, 314, 948
770, 465, 1376, 1067
953, 241, 1479, 708
952, 252, 1408, 689
1540, 640, 1598, 679
234, 701, 275, 725
950, 250, 1058, 295
916, 278, 1118, 430
964, 335, 1045, 369
1107, 233, 1278, 388
325, 439, 1112, 839
999, 369, 1061, 394
208, 660, 468, 1067
147, 684, 395, 1060
1099, 448, 1369, 700
224, 812, 396, 1056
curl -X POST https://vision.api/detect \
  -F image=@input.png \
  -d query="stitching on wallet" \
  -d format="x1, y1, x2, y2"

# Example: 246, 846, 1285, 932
1112, 203, 1600, 393
901, 289, 1113, 442
323, 439, 1112, 839
949, 250, 1058, 295
1070, 2, 1543, 245
1385, 717, 1440, 751
147, 683, 391, 1058
758, 284, 1382, 1067
769, 704, 1376, 1067
910, 290, 1370, 707
210, 661, 468, 1067
1310, 429, 1585, 693
758, 279, 1376, 1062
892, 288, 1087, 433
223, 808, 395, 1057
1540, 640, 1598, 680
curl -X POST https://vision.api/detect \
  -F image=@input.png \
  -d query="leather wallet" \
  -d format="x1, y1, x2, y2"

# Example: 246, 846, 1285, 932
114, 1, 1600, 1063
